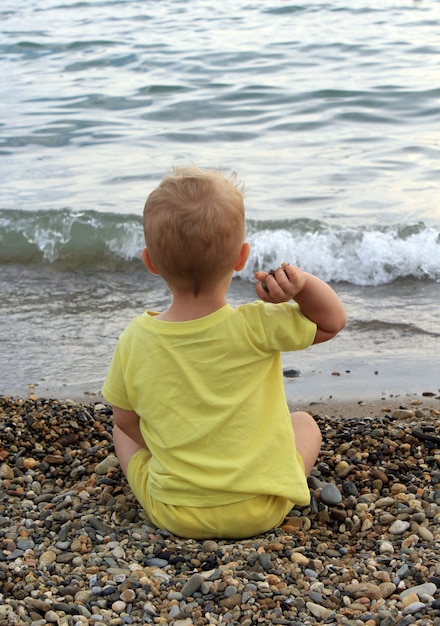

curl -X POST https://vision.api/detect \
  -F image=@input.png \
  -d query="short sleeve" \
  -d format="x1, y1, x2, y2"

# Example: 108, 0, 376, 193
237, 301, 317, 352
101, 341, 133, 410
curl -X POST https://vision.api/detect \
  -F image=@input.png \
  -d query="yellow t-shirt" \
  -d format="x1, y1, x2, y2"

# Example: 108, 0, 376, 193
102, 301, 316, 507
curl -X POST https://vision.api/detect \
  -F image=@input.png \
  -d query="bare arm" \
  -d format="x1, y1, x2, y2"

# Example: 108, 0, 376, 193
112, 406, 146, 448
255, 264, 346, 344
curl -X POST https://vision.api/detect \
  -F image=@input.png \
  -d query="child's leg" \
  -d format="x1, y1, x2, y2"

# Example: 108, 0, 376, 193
290, 411, 322, 476
112, 424, 147, 477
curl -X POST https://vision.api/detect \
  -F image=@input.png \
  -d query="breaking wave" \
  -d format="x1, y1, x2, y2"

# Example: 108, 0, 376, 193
1, 209, 439, 286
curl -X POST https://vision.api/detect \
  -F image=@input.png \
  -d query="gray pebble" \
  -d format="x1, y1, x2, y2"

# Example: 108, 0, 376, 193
309, 591, 323, 603
181, 573, 204, 597
70, 465, 87, 479
307, 476, 325, 489
146, 557, 169, 568
242, 590, 254, 603
320, 483, 342, 506
342, 481, 359, 497
16, 538, 35, 550
402, 601, 428, 615
224, 585, 238, 597
95, 454, 119, 475
396, 564, 410, 579
168, 605, 180, 618
400, 582, 437, 599
143, 601, 157, 616
258, 552, 273, 571
168, 591, 183, 600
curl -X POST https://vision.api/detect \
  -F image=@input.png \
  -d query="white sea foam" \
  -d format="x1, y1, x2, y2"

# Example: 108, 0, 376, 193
1, 207, 439, 285
241, 226, 440, 286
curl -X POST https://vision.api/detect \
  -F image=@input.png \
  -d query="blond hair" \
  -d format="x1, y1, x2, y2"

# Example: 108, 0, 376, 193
143, 167, 245, 291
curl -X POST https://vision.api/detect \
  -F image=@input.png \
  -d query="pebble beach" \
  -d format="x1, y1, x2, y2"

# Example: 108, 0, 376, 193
1, 393, 440, 626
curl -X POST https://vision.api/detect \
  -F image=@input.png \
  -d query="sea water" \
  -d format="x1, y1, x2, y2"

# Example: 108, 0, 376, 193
1, 0, 439, 399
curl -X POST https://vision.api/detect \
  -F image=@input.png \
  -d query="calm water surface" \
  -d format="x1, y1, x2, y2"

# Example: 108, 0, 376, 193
1, 0, 439, 397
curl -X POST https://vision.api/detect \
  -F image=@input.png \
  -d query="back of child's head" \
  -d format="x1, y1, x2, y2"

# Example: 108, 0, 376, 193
143, 166, 245, 291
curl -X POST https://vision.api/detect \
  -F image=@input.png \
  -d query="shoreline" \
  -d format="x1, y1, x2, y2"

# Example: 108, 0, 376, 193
2, 391, 439, 421
3, 352, 438, 418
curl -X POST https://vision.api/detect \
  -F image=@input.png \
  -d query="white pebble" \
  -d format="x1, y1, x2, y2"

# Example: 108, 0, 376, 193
389, 520, 410, 534
111, 600, 126, 613
379, 541, 394, 554
400, 582, 437, 600
306, 602, 334, 620
128, 563, 144, 572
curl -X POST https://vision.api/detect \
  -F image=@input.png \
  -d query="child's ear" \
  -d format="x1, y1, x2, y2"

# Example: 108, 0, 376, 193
234, 242, 251, 271
142, 248, 159, 275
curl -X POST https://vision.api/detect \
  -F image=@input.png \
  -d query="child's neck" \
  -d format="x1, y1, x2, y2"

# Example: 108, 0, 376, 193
157, 290, 228, 322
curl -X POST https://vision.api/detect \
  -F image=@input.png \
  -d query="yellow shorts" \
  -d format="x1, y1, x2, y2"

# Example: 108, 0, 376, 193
127, 449, 297, 539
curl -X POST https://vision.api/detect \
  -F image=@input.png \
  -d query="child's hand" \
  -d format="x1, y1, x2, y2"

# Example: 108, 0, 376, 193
255, 263, 306, 303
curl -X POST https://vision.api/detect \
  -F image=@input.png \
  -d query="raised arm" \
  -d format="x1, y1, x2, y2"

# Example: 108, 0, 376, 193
255, 264, 346, 344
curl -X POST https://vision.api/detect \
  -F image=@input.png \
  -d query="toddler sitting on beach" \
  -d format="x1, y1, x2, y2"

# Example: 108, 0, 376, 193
102, 166, 346, 539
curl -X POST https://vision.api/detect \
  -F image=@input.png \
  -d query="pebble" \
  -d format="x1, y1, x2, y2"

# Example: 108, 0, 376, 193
0, 463, 14, 479
181, 572, 204, 597
344, 582, 383, 600
400, 582, 437, 599
112, 545, 126, 559
401, 592, 420, 607
380, 582, 397, 598
45, 611, 60, 623
111, 600, 126, 613
320, 482, 343, 505
402, 601, 428, 615
120, 588, 136, 603
95, 454, 119, 475
396, 564, 411, 579
392, 409, 415, 419
389, 519, 410, 534
39, 549, 58, 566
418, 524, 434, 541
379, 541, 394, 554
306, 601, 335, 620
1, 395, 439, 625
291, 551, 309, 566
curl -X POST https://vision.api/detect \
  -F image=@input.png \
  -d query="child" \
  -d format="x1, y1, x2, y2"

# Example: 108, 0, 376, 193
102, 166, 346, 539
